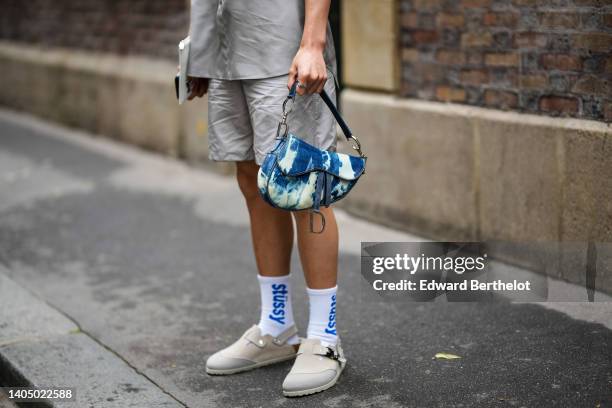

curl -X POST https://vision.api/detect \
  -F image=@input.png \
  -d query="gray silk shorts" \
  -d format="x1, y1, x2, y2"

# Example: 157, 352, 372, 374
207, 74, 337, 165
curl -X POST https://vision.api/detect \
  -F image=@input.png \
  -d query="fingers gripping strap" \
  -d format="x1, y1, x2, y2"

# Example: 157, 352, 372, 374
288, 81, 298, 99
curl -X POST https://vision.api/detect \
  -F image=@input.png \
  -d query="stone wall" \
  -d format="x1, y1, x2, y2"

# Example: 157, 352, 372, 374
399, 0, 612, 121
340, 89, 612, 293
0, 0, 189, 61
0, 41, 230, 173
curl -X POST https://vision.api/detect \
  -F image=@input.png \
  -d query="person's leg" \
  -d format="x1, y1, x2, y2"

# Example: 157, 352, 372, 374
293, 208, 339, 347
290, 73, 340, 347
240, 74, 339, 289
235, 161, 299, 343
240, 75, 345, 394
292, 208, 338, 289
236, 160, 293, 278
208, 78, 294, 277
280, 77, 347, 396
283, 210, 344, 396
205, 81, 299, 376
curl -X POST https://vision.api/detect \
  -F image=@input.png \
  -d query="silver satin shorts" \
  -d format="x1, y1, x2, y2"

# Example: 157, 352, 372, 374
207, 74, 337, 165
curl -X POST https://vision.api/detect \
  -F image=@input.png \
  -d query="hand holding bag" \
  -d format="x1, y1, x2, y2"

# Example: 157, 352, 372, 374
257, 82, 367, 233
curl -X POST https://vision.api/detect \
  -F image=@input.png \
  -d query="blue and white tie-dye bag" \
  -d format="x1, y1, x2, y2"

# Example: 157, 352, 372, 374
257, 83, 366, 233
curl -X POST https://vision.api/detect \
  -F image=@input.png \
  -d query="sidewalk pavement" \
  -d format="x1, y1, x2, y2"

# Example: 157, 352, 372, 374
0, 391, 18, 408
0, 109, 610, 408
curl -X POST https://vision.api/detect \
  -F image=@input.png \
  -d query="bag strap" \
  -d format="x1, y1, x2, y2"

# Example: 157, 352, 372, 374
285, 81, 364, 157
288, 82, 353, 141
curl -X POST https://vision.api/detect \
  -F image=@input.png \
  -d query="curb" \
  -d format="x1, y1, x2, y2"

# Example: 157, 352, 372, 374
0, 269, 184, 408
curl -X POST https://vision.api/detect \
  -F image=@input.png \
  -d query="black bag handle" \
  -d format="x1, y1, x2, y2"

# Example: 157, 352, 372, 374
287, 81, 364, 157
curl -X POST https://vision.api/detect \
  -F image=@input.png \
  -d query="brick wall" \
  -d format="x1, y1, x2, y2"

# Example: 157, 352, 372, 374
0, 0, 189, 61
400, 0, 612, 122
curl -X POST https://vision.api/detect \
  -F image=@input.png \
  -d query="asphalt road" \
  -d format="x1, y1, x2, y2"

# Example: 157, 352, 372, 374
0, 110, 610, 408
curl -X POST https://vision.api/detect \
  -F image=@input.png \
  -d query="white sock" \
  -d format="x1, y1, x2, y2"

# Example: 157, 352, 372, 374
306, 286, 338, 347
257, 274, 299, 345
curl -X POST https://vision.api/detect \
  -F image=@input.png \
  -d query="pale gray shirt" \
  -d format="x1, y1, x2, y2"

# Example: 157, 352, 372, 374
187, 0, 337, 80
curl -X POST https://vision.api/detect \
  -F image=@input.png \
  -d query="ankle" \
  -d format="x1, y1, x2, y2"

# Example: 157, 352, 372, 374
257, 274, 297, 340
306, 286, 339, 347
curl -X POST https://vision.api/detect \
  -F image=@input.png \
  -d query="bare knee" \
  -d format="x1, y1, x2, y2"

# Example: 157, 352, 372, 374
236, 161, 260, 202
